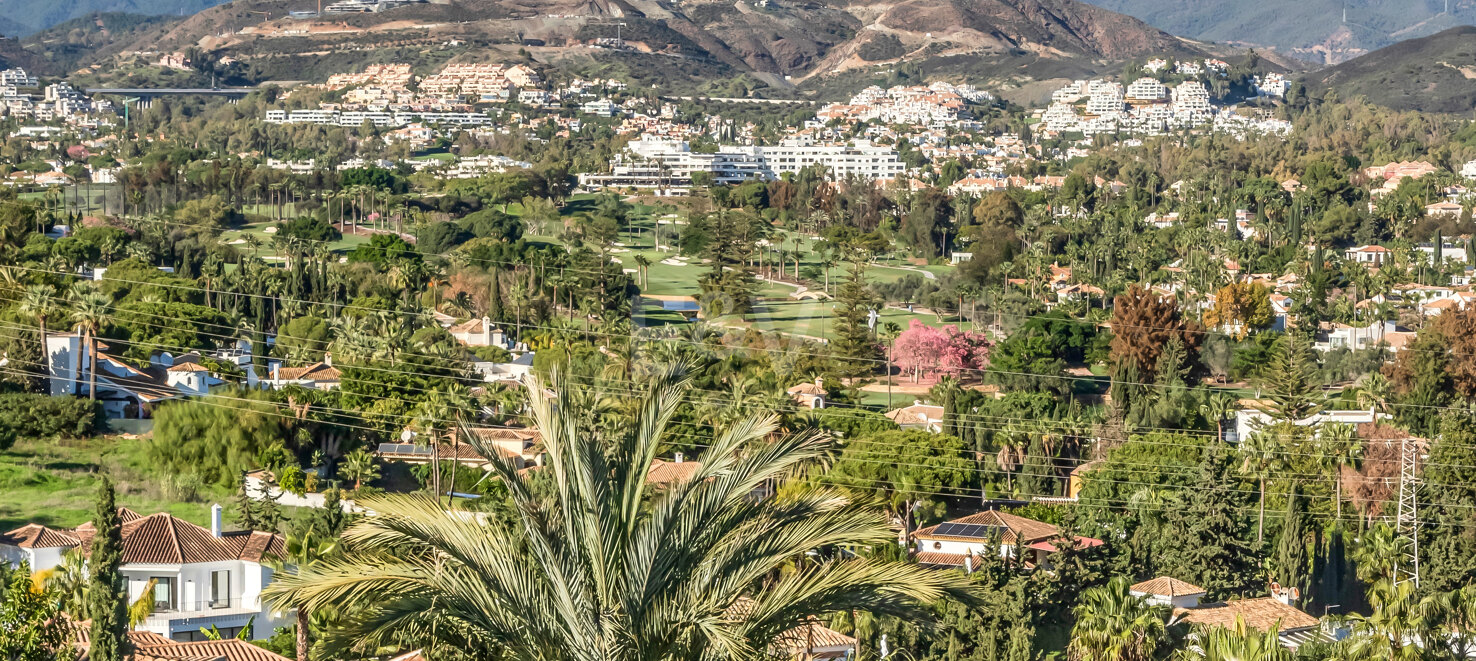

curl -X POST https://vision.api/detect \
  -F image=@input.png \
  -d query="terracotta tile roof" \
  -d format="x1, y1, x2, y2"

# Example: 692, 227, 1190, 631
166, 362, 212, 373
76, 511, 283, 565
0, 523, 81, 549
220, 530, 286, 563
1174, 597, 1320, 632
914, 510, 1059, 545
277, 362, 340, 381
132, 639, 293, 661
647, 459, 702, 485
465, 426, 541, 446
772, 619, 857, 656
885, 404, 944, 426
914, 551, 968, 566
786, 382, 826, 395
1131, 576, 1206, 597
448, 318, 488, 334
1027, 536, 1104, 552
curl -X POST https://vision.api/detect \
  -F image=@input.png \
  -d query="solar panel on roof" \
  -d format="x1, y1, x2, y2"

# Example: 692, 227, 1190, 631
933, 522, 1004, 539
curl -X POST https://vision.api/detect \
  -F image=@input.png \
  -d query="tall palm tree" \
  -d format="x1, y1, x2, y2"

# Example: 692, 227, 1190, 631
1237, 431, 1280, 543
19, 284, 59, 363
69, 289, 112, 401
1199, 393, 1237, 442
262, 367, 965, 659
1176, 615, 1292, 661
267, 533, 337, 661
1069, 576, 1171, 661
338, 448, 380, 491
1317, 422, 1362, 522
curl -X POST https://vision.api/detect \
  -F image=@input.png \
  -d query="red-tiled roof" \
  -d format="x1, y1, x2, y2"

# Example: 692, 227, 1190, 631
1131, 576, 1206, 597
1174, 597, 1320, 632
75, 511, 283, 565
914, 510, 1059, 545
647, 459, 702, 485
133, 639, 292, 661
277, 362, 340, 382
0, 523, 81, 549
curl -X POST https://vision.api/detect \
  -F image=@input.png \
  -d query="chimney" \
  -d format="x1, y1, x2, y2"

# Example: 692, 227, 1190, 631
913, 399, 922, 407
814, 377, 824, 389
323, 351, 332, 367
482, 316, 493, 345
674, 452, 684, 463
963, 555, 973, 574
210, 503, 223, 538
271, 362, 280, 382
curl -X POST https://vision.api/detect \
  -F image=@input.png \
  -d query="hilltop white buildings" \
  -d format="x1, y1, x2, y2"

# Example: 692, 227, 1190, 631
1035, 75, 1291, 139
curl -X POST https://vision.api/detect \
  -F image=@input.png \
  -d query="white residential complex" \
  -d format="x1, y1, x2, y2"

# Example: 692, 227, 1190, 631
265, 108, 492, 127
580, 136, 905, 189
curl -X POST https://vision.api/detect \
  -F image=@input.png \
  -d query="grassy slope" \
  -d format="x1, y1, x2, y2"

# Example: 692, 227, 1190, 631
0, 435, 230, 530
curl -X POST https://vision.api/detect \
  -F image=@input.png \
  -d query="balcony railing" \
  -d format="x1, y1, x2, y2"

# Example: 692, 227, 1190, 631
143, 596, 258, 619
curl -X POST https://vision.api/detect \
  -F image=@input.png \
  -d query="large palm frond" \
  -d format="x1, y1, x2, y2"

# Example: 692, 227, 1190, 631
264, 366, 967, 660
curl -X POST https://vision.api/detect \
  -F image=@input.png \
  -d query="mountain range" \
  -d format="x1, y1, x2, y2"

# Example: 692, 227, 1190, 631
0, 0, 230, 37
13, 0, 1218, 100
1077, 0, 1476, 64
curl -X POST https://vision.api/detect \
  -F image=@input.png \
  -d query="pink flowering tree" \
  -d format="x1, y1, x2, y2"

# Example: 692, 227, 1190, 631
890, 320, 992, 382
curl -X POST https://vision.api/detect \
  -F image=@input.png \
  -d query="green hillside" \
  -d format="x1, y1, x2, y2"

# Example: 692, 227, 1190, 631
1305, 25, 1476, 112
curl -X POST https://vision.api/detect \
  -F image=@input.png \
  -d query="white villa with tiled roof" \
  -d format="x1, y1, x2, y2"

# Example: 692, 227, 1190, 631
0, 505, 288, 642
912, 510, 1102, 570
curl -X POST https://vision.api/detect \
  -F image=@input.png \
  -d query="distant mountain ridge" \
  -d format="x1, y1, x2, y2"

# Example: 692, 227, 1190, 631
1305, 25, 1476, 112
65, 0, 1208, 98
0, 0, 228, 37
1076, 0, 1476, 63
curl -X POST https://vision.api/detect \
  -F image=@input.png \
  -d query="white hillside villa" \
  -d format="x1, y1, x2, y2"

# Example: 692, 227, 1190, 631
0, 505, 288, 642
45, 331, 224, 419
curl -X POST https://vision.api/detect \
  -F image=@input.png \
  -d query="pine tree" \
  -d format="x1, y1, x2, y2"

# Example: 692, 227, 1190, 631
1156, 448, 1262, 599
1274, 485, 1309, 598
831, 261, 880, 377
1257, 332, 1323, 423
87, 478, 127, 661
233, 474, 261, 531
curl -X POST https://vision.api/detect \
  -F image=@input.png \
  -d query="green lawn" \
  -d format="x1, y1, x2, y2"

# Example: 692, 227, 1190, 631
0, 435, 234, 531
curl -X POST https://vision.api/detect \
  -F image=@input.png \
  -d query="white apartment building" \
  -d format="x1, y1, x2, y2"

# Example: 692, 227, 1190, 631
1462, 158, 1476, 181
0, 68, 37, 87
1084, 82, 1125, 116
265, 108, 492, 127
1124, 77, 1167, 102
1, 505, 287, 642
580, 136, 904, 189
1172, 81, 1213, 118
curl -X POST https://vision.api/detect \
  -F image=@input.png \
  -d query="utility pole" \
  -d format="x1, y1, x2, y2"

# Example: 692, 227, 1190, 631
1395, 435, 1422, 587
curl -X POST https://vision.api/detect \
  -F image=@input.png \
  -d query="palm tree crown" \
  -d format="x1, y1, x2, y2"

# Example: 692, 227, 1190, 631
263, 367, 965, 659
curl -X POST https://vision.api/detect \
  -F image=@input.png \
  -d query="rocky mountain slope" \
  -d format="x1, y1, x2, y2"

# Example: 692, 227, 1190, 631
44, 0, 1206, 97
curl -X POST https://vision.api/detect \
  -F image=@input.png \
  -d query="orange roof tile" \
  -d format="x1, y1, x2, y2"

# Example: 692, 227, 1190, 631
1174, 597, 1320, 632
1131, 576, 1206, 597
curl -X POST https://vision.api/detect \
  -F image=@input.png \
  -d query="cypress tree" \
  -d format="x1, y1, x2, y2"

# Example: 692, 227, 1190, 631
488, 267, 503, 323
831, 260, 880, 377
1274, 485, 1309, 599
87, 478, 127, 661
